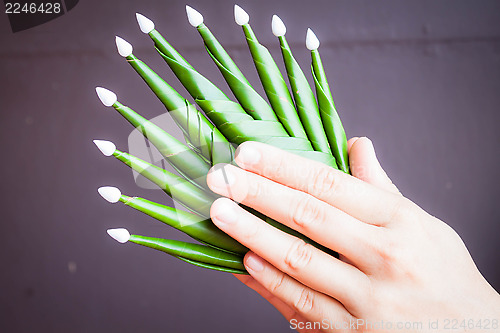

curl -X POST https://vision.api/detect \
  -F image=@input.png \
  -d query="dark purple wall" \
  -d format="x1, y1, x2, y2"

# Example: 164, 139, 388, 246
1, 1, 499, 332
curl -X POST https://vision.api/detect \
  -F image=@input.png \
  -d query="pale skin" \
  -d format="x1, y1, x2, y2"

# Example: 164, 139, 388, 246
207, 137, 500, 332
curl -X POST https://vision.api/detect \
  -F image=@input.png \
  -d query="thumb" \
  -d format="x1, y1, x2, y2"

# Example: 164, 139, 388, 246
348, 137, 401, 195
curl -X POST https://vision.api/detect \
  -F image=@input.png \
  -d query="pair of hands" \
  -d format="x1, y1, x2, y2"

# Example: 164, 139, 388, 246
206, 138, 499, 332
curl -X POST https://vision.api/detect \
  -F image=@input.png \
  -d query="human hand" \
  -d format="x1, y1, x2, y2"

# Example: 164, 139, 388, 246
207, 137, 500, 332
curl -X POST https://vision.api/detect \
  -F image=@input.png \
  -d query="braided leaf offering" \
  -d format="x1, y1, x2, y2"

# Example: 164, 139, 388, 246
95, 5, 349, 274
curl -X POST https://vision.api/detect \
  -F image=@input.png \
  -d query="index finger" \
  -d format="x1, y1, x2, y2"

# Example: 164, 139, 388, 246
234, 141, 405, 225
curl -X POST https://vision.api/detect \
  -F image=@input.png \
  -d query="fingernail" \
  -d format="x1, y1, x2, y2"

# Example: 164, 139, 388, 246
212, 200, 237, 225
245, 253, 264, 272
237, 144, 261, 167
209, 164, 235, 193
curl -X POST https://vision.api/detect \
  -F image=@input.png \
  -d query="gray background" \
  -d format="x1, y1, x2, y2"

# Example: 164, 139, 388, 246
1, 0, 499, 332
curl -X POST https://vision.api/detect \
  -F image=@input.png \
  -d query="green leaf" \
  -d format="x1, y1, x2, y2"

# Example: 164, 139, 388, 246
279, 36, 331, 154
112, 149, 215, 218
242, 24, 307, 139
311, 52, 349, 173
197, 23, 278, 122
129, 235, 246, 273
111, 101, 212, 189
152, 32, 337, 168
124, 53, 234, 165
176, 257, 248, 274
120, 195, 248, 255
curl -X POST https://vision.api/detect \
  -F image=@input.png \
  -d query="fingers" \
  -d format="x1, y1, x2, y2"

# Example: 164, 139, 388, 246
242, 252, 353, 329
233, 274, 313, 331
348, 137, 401, 195
210, 197, 369, 310
231, 141, 405, 225
208, 162, 379, 264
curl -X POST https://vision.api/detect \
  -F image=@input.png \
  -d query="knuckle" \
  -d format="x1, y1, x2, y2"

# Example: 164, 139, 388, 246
293, 288, 315, 314
284, 239, 313, 271
269, 272, 287, 295
264, 155, 288, 180
309, 167, 339, 196
374, 232, 402, 264
351, 275, 374, 309
241, 220, 261, 242
341, 277, 368, 311
291, 195, 323, 230
388, 197, 416, 224
247, 179, 265, 200
349, 227, 381, 259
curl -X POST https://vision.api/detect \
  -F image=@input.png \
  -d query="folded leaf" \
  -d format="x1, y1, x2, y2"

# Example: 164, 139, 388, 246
196, 23, 278, 121
129, 235, 247, 274
148, 29, 338, 168
120, 194, 248, 255
311, 49, 349, 173
279, 35, 331, 154
111, 101, 212, 189
124, 52, 234, 165
241, 24, 307, 139
113, 149, 215, 217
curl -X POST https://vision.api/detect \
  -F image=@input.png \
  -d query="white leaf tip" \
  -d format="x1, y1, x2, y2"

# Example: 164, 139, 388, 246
93, 140, 116, 157
234, 4, 249, 25
107, 228, 130, 243
98, 186, 122, 203
185, 5, 203, 27
136, 13, 155, 34
115, 36, 133, 57
95, 87, 117, 107
271, 15, 286, 37
306, 28, 320, 50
